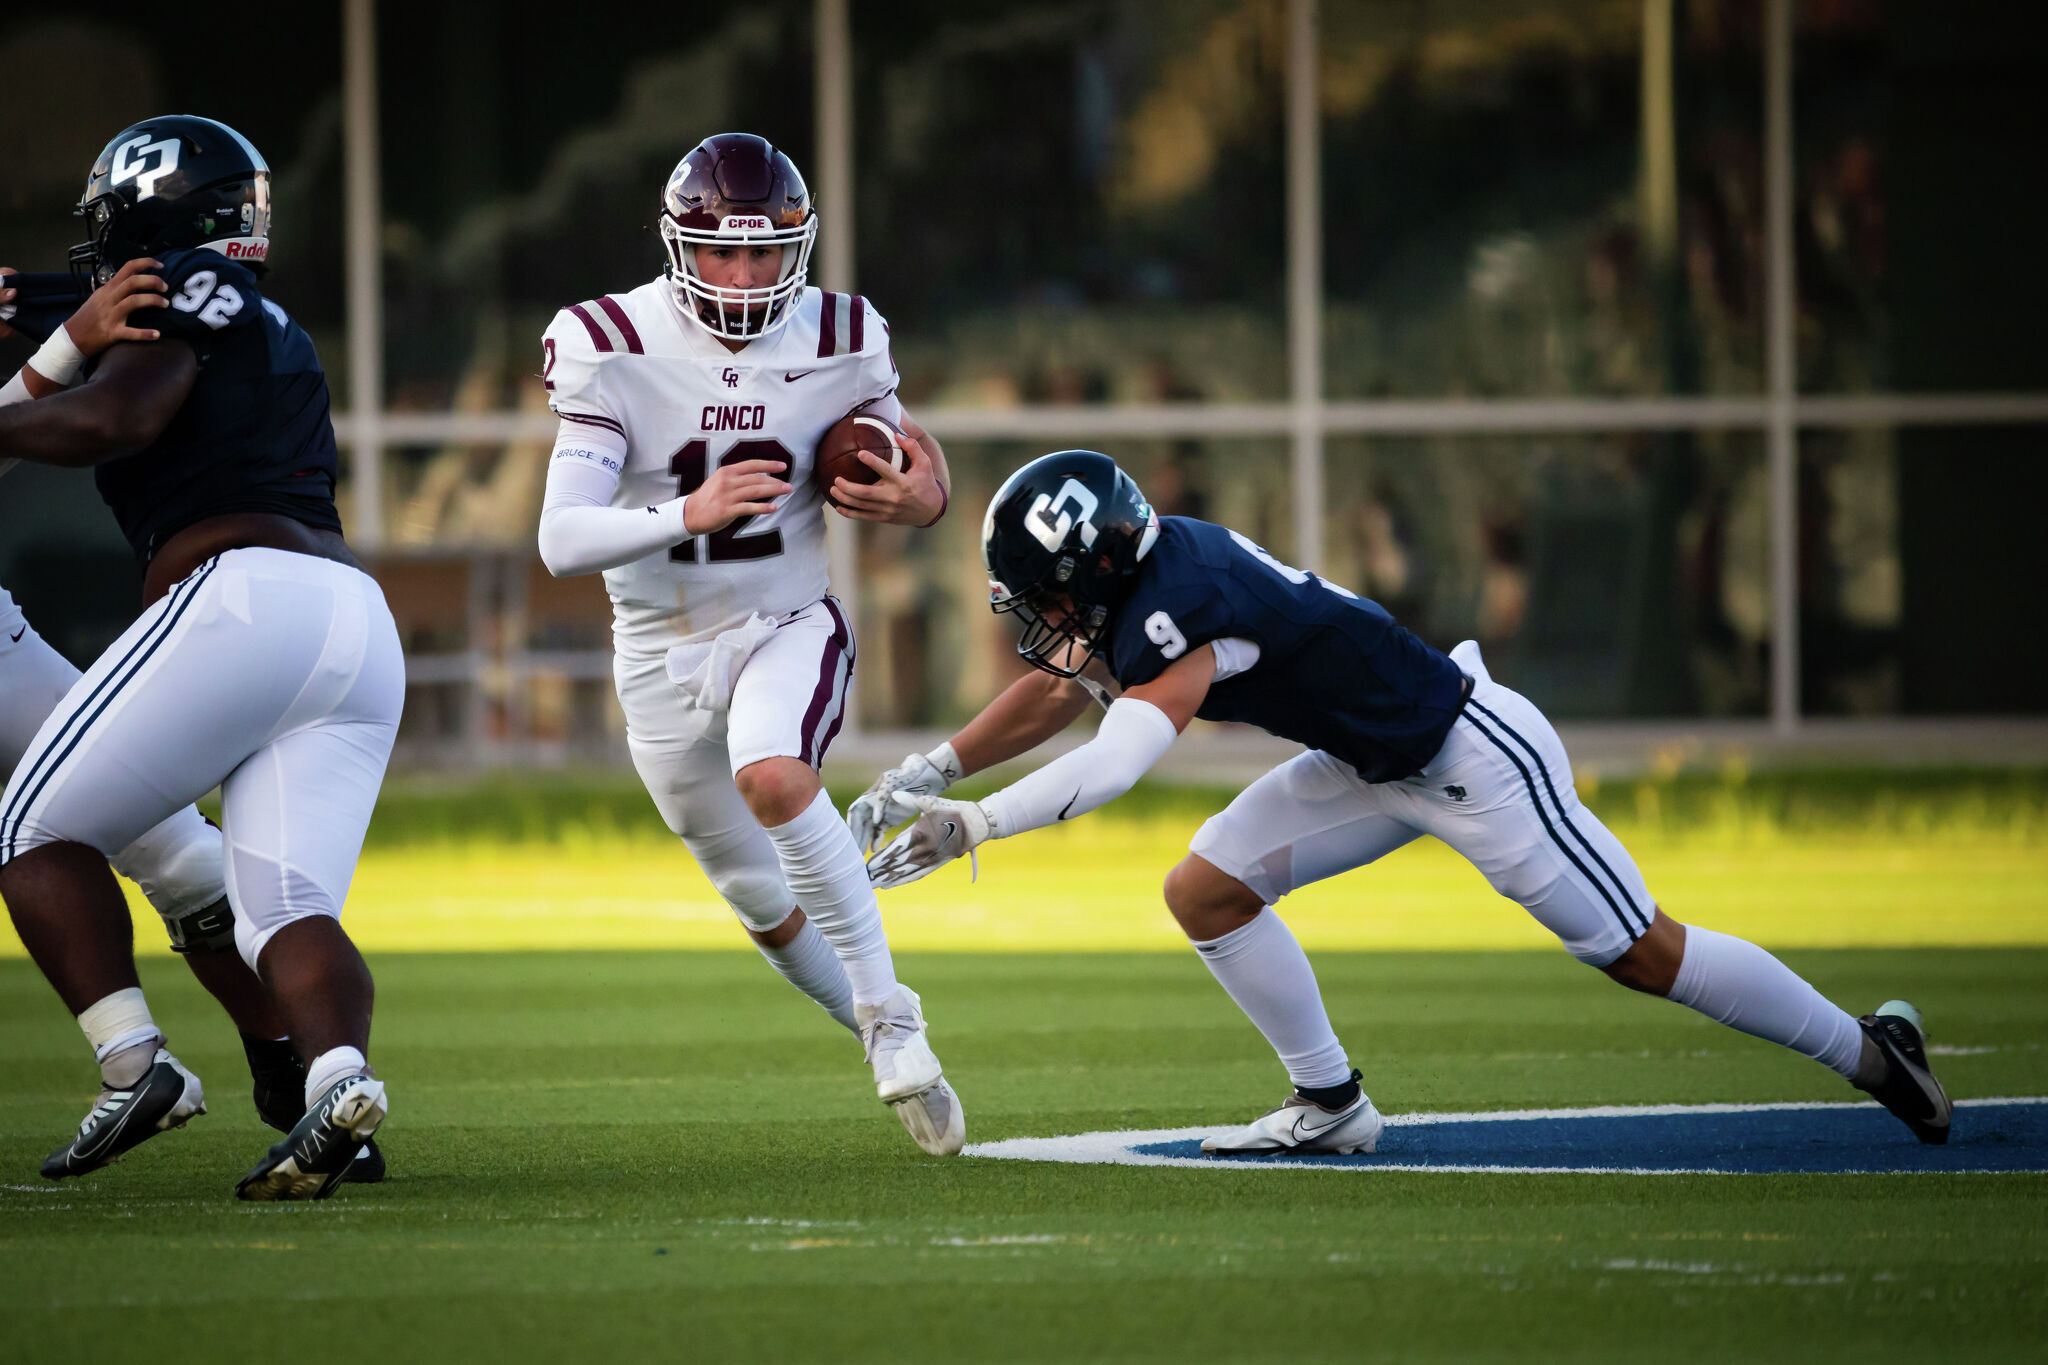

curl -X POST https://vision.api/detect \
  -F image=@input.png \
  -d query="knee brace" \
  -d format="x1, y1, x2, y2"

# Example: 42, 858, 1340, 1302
162, 896, 238, 954
110, 809, 227, 921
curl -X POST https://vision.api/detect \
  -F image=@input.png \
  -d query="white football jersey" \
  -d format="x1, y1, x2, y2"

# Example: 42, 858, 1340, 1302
542, 282, 902, 655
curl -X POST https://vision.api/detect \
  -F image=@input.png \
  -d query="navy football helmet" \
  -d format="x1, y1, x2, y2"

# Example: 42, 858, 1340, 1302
982, 451, 1159, 677
70, 115, 271, 290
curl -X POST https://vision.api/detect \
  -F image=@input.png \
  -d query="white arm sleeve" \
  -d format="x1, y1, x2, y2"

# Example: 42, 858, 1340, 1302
980, 696, 1180, 839
536, 420, 689, 577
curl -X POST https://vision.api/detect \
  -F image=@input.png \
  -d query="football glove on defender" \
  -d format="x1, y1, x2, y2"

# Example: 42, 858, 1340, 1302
847, 742, 964, 854
866, 795, 995, 890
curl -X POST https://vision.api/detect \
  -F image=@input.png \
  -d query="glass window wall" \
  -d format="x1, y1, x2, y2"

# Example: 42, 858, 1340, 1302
1320, 0, 1765, 398
854, 0, 1288, 407
1323, 432, 1769, 717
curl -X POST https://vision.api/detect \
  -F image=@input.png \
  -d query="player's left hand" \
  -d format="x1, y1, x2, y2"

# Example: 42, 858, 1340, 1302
866, 795, 995, 889
848, 750, 955, 854
829, 416, 946, 526
63, 257, 168, 354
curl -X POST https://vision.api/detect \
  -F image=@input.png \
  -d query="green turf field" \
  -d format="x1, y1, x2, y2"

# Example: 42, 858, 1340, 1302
2, 771, 2045, 1361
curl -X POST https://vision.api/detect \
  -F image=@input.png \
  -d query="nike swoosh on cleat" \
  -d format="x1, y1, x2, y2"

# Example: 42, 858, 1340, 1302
783, 370, 817, 382
69, 1094, 142, 1162
1289, 1107, 1356, 1142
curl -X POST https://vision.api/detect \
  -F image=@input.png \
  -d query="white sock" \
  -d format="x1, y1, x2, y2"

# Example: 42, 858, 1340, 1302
756, 915, 859, 1036
763, 790, 899, 1006
1192, 909, 1353, 1090
1667, 925, 1866, 1078
78, 987, 161, 1086
304, 1045, 369, 1108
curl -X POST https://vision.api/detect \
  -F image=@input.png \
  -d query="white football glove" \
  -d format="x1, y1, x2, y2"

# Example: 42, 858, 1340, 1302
846, 742, 963, 854
866, 795, 996, 890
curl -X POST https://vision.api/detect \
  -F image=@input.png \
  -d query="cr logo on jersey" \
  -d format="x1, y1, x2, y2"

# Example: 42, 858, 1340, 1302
110, 132, 181, 200
721, 367, 741, 388
1025, 478, 1101, 553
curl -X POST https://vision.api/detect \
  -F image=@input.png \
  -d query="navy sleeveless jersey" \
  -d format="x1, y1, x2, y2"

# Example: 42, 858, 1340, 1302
90, 249, 342, 561
1105, 518, 1469, 782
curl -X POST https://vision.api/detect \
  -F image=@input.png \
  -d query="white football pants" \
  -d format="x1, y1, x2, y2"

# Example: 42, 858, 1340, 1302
0, 584, 227, 923
616, 595, 855, 932
1190, 642, 1655, 966
0, 550, 403, 968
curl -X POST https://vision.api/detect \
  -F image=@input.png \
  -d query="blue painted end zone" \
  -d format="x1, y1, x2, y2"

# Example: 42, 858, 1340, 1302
1134, 1101, 2048, 1174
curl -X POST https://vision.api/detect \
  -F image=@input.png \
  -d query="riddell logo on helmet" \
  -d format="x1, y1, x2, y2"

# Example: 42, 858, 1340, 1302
220, 240, 269, 260
718, 216, 774, 234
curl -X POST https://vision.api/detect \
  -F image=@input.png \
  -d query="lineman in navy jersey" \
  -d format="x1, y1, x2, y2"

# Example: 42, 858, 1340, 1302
0, 262, 386, 1182
855, 451, 1953, 1155
0, 116, 400, 1198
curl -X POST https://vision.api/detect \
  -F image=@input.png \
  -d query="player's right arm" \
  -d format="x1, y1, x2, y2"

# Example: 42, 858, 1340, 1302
0, 257, 167, 436
846, 668, 1093, 852
0, 339, 194, 468
950, 671, 1095, 774
535, 311, 792, 577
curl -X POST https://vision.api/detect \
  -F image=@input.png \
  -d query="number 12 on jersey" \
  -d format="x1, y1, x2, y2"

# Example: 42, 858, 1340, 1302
669, 438, 789, 564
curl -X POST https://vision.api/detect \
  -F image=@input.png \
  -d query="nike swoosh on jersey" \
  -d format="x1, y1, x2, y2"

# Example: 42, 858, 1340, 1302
783, 370, 817, 382
8, 627, 22, 643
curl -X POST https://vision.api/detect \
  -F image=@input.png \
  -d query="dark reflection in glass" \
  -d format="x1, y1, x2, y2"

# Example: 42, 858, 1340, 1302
1889, 425, 2048, 715
854, 0, 1287, 406
375, 0, 813, 409
1797, 2, 2048, 393
1321, 0, 1764, 398
0, 12, 346, 372
1321, 432, 1769, 718
1795, 429, 1899, 716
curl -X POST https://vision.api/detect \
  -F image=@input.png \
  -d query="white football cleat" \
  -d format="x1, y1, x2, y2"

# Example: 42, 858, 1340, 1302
892, 1075, 966, 1158
855, 986, 964, 1156
1201, 1089, 1383, 1156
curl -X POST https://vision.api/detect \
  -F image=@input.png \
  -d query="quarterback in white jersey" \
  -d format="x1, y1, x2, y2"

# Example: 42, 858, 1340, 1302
536, 133, 963, 1155
542, 266, 902, 652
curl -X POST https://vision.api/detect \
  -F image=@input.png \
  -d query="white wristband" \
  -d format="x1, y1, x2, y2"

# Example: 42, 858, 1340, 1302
924, 740, 965, 785
29, 325, 87, 388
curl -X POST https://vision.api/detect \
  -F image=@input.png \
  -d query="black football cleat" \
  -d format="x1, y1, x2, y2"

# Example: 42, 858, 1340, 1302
346, 1137, 386, 1183
41, 1046, 206, 1180
235, 1072, 387, 1201
242, 1034, 384, 1183
243, 1033, 308, 1131
1856, 1000, 1951, 1145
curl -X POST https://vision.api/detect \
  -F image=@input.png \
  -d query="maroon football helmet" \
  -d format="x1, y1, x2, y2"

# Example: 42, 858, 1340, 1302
659, 133, 817, 341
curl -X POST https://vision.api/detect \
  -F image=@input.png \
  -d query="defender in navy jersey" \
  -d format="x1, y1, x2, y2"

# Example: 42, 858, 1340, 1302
854, 451, 1952, 1155
0, 116, 399, 1198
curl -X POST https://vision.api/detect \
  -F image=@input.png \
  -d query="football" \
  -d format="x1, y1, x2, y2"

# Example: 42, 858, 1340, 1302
816, 411, 911, 509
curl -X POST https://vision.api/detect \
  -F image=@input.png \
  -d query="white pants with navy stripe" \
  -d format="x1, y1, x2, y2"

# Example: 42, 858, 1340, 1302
0, 585, 228, 924
0, 549, 404, 968
1189, 642, 1655, 966
614, 595, 854, 932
